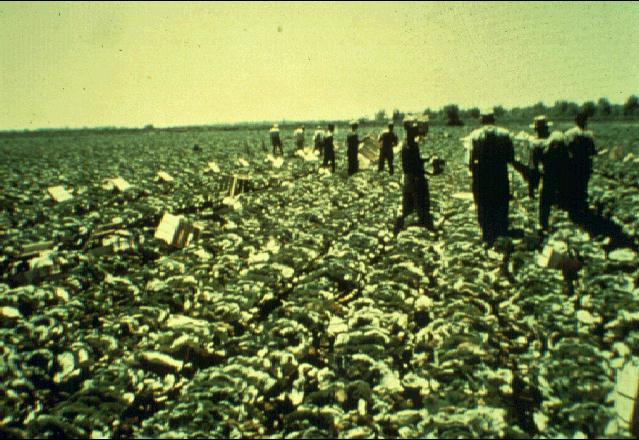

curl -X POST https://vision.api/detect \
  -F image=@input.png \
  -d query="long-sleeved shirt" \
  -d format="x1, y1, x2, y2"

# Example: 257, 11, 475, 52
401, 140, 425, 176
379, 130, 399, 150
564, 126, 596, 177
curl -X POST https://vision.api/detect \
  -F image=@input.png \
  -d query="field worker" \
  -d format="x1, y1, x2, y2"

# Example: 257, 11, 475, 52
345, 121, 372, 176
564, 112, 596, 221
378, 121, 399, 175
529, 116, 570, 232
322, 123, 336, 173
522, 115, 554, 198
294, 125, 305, 150
314, 125, 324, 156
468, 109, 516, 246
270, 124, 284, 156
394, 118, 435, 234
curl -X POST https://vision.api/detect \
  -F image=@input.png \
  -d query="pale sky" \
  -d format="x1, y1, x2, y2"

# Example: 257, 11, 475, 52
1, 1, 637, 130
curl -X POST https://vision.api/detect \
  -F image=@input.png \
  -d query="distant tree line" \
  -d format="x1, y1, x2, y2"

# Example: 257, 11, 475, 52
374, 95, 639, 126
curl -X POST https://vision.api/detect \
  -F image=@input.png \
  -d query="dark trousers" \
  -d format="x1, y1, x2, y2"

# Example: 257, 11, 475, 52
315, 141, 324, 157
378, 147, 394, 175
539, 183, 561, 231
475, 197, 509, 245
395, 175, 433, 232
568, 174, 590, 222
323, 147, 335, 173
348, 151, 359, 176
272, 142, 283, 156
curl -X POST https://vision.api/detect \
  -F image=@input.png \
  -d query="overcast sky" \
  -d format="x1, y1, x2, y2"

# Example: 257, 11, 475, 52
1, 1, 638, 130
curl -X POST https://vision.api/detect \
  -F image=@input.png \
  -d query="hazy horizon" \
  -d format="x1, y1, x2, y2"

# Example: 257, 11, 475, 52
1, 1, 638, 131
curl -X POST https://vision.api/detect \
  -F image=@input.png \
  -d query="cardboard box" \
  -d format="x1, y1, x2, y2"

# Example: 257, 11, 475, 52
103, 177, 133, 192
48, 186, 73, 202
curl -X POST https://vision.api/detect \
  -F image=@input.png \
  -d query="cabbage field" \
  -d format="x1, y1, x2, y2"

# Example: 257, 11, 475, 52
0, 122, 638, 438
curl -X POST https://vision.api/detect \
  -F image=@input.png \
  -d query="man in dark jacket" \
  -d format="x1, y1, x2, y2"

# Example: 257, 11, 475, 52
468, 110, 515, 246
378, 122, 399, 175
529, 117, 570, 232
322, 123, 336, 173
394, 119, 434, 234
346, 121, 361, 176
564, 112, 596, 221
346, 121, 371, 176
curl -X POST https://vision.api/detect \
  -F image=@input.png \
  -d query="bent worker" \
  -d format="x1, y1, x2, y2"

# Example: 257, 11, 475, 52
529, 116, 570, 232
564, 112, 596, 222
322, 123, 336, 173
378, 121, 398, 175
394, 118, 435, 234
270, 124, 284, 156
468, 109, 516, 246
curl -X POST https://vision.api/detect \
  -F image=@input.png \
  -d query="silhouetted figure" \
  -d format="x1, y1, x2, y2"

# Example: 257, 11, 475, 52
322, 123, 336, 173
378, 122, 398, 175
529, 117, 570, 232
565, 112, 596, 222
270, 124, 284, 156
345, 121, 371, 177
314, 125, 324, 156
294, 125, 305, 150
346, 121, 361, 176
468, 110, 516, 246
394, 118, 434, 234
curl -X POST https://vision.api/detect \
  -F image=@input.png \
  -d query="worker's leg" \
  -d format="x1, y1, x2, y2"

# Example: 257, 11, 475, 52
539, 186, 551, 231
415, 178, 434, 229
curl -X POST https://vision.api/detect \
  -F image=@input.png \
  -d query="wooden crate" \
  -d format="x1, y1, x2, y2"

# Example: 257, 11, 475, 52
154, 212, 201, 248
359, 138, 379, 162
613, 363, 639, 436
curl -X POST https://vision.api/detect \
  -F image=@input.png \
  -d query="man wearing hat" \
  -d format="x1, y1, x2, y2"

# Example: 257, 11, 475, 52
467, 109, 516, 246
378, 121, 399, 175
521, 115, 555, 197
529, 115, 570, 232
394, 117, 435, 233
294, 125, 306, 151
564, 112, 596, 221
270, 124, 284, 156
322, 123, 336, 173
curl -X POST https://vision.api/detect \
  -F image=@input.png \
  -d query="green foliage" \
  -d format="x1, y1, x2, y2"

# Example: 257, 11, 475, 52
597, 98, 612, 116
467, 107, 480, 119
392, 109, 405, 124
443, 104, 463, 126
493, 106, 506, 118
623, 95, 638, 116
581, 101, 596, 118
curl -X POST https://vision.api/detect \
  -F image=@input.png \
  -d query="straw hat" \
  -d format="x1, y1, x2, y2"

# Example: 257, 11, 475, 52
529, 115, 553, 129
